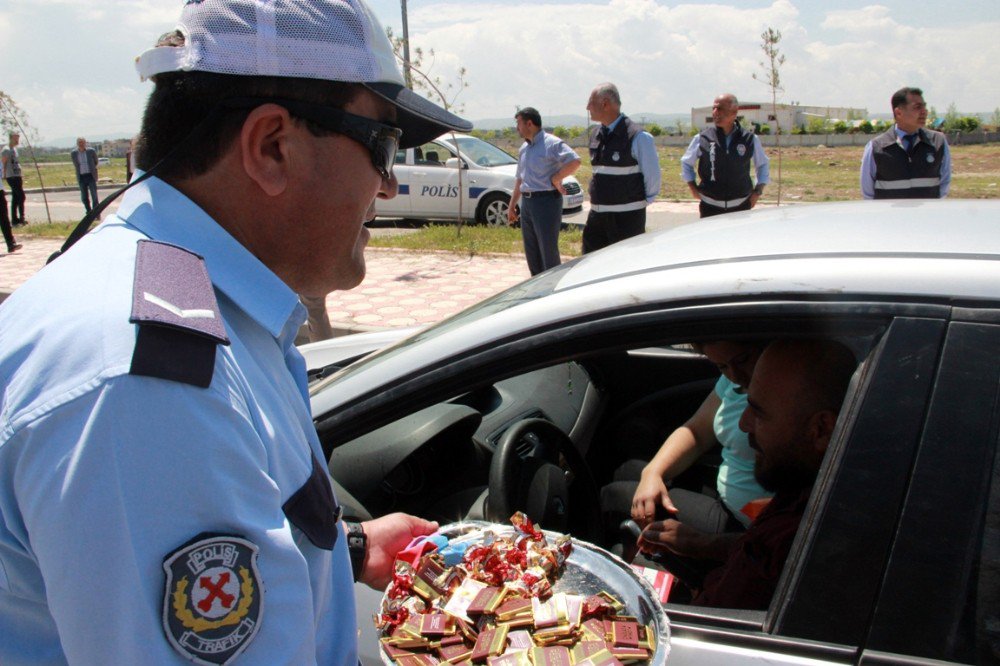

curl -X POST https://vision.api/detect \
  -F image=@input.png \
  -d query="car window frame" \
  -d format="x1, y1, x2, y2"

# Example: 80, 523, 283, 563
861, 319, 1000, 663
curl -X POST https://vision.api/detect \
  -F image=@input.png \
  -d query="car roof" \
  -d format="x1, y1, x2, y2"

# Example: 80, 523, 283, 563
557, 200, 1000, 301
311, 200, 1000, 414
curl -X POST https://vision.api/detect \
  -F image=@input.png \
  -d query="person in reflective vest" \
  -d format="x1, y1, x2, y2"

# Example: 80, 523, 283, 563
682, 93, 769, 218
584, 82, 661, 252
860, 86, 950, 199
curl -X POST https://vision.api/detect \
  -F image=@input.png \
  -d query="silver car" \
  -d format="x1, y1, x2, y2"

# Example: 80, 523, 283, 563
305, 200, 1000, 665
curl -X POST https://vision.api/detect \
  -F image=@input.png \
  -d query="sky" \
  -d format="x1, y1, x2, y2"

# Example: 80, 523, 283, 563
2, 0, 998, 146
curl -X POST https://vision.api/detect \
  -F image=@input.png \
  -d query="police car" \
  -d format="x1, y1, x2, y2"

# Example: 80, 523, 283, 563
374, 133, 584, 226
305, 200, 1000, 665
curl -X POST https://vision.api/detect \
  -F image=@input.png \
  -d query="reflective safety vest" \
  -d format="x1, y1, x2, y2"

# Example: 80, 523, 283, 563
589, 116, 647, 213
695, 123, 755, 208
871, 127, 946, 199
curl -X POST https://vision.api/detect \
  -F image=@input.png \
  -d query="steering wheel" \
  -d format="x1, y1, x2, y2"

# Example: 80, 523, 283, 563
486, 418, 602, 542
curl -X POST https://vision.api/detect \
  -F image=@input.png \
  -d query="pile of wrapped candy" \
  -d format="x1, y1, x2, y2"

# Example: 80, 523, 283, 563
376, 512, 656, 665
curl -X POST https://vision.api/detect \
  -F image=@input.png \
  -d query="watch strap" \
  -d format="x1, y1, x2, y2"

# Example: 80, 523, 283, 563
345, 521, 367, 582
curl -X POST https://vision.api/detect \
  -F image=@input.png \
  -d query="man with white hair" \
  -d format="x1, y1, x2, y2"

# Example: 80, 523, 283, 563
583, 82, 661, 252
0, 0, 471, 662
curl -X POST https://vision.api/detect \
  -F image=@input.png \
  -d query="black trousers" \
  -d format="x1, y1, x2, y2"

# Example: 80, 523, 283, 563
6, 177, 25, 223
0, 190, 16, 250
582, 207, 645, 253
699, 198, 751, 218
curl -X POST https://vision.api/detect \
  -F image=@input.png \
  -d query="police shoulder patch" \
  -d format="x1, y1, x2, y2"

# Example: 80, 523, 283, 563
163, 534, 264, 665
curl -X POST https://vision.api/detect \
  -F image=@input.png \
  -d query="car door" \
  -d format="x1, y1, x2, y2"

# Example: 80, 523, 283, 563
407, 141, 466, 219
858, 316, 1000, 665
664, 314, 949, 665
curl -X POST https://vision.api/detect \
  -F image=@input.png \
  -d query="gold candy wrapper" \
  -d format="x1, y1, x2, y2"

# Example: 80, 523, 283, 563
375, 514, 669, 665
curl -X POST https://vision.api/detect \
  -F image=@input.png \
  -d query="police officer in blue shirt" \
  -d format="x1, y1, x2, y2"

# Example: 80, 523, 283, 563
860, 86, 951, 199
0, 0, 471, 663
682, 93, 770, 218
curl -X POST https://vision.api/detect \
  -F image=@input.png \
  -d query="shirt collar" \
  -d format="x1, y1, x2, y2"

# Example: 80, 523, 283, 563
527, 128, 547, 146
605, 115, 624, 132
115, 174, 304, 340
894, 124, 921, 139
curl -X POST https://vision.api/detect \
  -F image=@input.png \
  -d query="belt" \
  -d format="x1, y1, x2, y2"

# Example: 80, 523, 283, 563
700, 193, 750, 209
521, 190, 560, 198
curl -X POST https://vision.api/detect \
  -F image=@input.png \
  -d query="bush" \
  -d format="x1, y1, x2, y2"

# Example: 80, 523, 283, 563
833, 120, 849, 134
858, 120, 874, 134
759, 124, 771, 135
646, 123, 663, 137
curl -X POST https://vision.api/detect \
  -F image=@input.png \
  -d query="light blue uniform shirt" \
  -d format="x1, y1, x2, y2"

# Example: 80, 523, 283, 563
603, 115, 661, 203
712, 375, 773, 527
860, 124, 952, 199
0, 176, 357, 664
515, 129, 580, 192
681, 130, 770, 188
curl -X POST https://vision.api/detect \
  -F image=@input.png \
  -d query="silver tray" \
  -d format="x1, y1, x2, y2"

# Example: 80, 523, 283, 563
379, 521, 670, 665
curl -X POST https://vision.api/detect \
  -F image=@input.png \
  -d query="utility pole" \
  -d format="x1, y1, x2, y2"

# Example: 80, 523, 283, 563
401, 0, 412, 89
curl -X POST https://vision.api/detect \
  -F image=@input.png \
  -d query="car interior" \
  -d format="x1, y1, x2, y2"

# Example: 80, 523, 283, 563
313, 317, 880, 610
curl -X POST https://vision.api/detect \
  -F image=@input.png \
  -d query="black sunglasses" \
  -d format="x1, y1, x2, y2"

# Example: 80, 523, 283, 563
222, 97, 402, 180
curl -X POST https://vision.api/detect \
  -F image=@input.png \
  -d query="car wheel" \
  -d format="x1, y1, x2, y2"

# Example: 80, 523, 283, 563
477, 193, 511, 227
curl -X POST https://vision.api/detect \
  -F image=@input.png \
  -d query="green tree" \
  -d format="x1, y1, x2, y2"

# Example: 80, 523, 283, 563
941, 102, 960, 132
673, 119, 687, 136
0, 91, 53, 223
806, 117, 830, 134
833, 120, 849, 134
646, 123, 663, 137
759, 124, 771, 135
858, 120, 874, 134
753, 27, 785, 204
991, 107, 1000, 131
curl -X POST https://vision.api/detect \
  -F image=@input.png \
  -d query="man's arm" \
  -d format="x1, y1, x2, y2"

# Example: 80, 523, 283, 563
632, 131, 661, 202
860, 141, 876, 199
551, 158, 581, 194
749, 135, 770, 208
15, 377, 325, 663
638, 518, 740, 562
508, 177, 522, 224
939, 140, 952, 198
680, 135, 701, 200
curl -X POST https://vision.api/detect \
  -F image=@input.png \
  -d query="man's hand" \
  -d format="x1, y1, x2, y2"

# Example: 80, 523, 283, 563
686, 181, 700, 200
507, 204, 518, 225
750, 191, 762, 208
631, 475, 675, 528
637, 518, 711, 559
552, 177, 567, 195
358, 513, 439, 589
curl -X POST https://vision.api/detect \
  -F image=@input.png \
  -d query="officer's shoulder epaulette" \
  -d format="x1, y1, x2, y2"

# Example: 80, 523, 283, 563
128, 239, 230, 388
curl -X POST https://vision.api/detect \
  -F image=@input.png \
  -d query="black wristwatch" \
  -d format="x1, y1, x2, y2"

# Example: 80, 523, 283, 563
345, 521, 368, 582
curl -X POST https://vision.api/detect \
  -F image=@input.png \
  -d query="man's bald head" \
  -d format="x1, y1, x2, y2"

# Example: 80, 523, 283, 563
740, 339, 858, 492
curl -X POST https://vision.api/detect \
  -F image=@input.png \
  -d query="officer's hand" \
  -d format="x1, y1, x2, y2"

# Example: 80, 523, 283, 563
750, 191, 761, 208
552, 178, 567, 195
686, 181, 701, 200
359, 513, 439, 589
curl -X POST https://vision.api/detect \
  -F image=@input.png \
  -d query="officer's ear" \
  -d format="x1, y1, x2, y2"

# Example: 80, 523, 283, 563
239, 104, 296, 198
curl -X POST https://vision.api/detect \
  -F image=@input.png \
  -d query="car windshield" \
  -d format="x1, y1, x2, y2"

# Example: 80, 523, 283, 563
440, 136, 518, 167
309, 262, 575, 395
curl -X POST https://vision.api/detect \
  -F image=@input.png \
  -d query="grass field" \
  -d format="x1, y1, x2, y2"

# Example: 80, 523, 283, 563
20, 158, 129, 189
20, 144, 999, 201
18, 143, 998, 258
571, 143, 1000, 203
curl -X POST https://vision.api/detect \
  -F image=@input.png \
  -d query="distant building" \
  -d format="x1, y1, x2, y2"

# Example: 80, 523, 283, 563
691, 102, 868, 133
